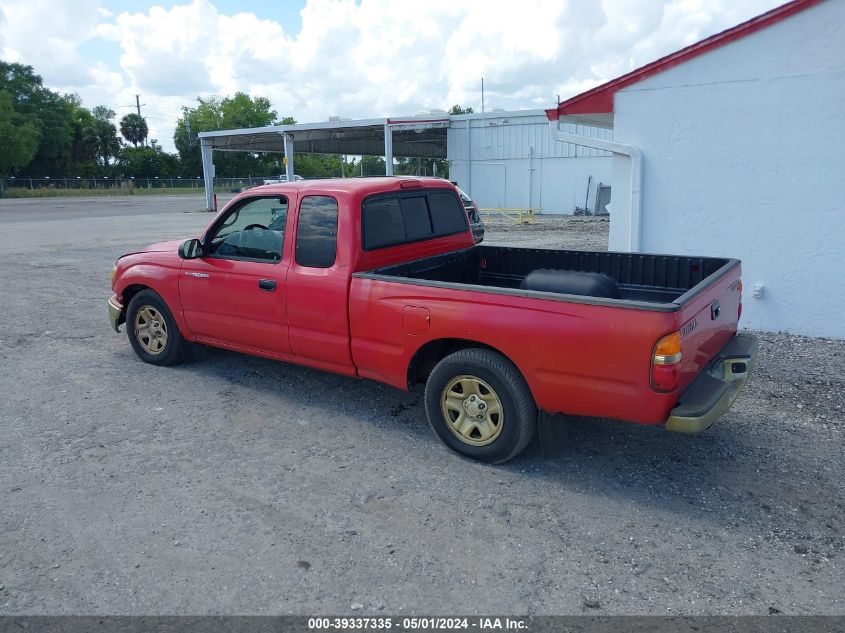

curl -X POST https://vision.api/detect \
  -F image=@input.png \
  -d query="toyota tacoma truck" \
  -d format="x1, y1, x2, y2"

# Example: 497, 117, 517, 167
108, 177, 757, 463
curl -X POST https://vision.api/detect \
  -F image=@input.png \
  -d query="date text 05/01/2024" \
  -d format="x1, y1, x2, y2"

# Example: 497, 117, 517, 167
306, 617, 528, 631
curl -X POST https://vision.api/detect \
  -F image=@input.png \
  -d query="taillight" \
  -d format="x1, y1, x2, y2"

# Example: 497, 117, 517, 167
651, 331, 682, 392
737, 279, 743, 320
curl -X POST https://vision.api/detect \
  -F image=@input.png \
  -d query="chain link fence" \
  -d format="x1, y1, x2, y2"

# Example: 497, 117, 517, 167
0, 177, 287, 198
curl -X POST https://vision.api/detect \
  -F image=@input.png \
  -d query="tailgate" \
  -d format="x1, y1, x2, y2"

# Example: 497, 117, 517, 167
675, 262, 743, 391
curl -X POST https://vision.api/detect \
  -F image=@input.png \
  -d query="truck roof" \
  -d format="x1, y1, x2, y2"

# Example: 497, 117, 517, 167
250, 176, 455, 197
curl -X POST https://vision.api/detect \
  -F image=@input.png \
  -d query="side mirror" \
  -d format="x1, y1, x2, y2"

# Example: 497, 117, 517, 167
179, 238, 203, 259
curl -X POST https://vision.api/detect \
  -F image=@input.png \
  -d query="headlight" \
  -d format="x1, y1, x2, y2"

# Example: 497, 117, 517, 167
110, 265, 117, 287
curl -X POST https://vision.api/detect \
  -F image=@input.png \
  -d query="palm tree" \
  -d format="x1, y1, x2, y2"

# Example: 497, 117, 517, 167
120, 113, 148, 147
83, 119, 122, 165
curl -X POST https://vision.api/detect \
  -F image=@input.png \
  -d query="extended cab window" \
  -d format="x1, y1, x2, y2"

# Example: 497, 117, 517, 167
207, 196, 287, 262
362, 189, 467, 250
295, 196, 338, 268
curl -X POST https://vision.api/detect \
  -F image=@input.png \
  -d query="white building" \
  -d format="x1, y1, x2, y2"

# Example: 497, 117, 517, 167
197, 110, 612, 217
546, 0, 844, 339
448, 111, 612, 214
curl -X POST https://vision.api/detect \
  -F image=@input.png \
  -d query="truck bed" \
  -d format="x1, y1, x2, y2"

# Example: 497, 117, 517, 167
350, 243, 742, 424
357, 245, 737, 311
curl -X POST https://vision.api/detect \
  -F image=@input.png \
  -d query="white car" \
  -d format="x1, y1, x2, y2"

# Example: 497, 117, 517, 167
262, 175, 304, 185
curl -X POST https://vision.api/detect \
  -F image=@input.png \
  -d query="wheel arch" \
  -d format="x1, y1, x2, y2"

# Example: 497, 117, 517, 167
407, 337, 529, 392
110, 283, 151, 329
121, 283, 152, 307
116, 274, 193, 342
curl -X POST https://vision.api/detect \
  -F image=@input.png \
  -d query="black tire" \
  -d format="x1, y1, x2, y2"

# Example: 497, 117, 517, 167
125, 289, 184, 366
424, 348, 537, 463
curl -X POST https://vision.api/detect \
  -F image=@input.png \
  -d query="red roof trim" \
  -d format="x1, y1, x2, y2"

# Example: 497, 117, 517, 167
546, 0, 824, 121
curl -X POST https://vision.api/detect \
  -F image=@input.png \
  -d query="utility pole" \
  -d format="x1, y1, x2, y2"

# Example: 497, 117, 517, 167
185, 120, 193, 148
135, 94, 148, 146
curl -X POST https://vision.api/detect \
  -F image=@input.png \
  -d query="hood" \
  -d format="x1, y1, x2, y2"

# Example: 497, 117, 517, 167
118, 239, 184, 259
142, 239, 184, 253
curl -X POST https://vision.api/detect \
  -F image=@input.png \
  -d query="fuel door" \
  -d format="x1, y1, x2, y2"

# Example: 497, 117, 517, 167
402, 306, 431, 335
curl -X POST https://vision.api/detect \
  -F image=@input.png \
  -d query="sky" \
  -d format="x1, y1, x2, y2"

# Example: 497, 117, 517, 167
0, 0, 784, 152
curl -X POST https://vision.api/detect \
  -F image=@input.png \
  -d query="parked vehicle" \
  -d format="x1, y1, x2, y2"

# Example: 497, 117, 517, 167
108, 177, 756, 463
453, 184, 484, 244
262, 175, 304, 185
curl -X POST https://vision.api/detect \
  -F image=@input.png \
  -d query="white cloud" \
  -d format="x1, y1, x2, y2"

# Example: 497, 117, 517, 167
1, 0, 102, 87
1, 0, 784, 151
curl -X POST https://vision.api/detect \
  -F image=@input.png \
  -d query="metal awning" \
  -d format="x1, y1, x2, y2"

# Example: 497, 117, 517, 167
198, 117, 448, 158
196, 115, 450, 210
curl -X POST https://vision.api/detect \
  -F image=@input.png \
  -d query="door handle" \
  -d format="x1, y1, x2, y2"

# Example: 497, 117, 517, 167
258, 279, 276, 291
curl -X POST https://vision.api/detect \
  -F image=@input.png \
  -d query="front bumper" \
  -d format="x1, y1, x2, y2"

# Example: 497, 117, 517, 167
665, 334, 758, 434
108, 296, 124, 333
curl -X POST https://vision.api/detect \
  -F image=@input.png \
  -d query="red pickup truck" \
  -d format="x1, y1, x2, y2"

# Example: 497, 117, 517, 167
108, 177, 757, 463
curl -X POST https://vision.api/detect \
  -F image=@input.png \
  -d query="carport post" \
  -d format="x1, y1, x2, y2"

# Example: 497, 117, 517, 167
283, 133, 295, 182
384, 124, 394, 176
200, 139, 215, 211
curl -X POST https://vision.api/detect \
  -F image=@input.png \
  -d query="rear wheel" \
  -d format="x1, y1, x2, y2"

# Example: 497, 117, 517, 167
126, 289, 183, 366
424, 348, 537, 463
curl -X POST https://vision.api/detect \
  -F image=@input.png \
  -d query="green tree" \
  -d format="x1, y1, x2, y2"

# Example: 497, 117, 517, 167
359, 155, 386, 176
119, 113, 148, 147
117, 141, 180, 178
69, 100, 98, 165
0, 61, 78, 176
174, 92, 284, 177
448, 105, 474, 115
86, 106, 121, 166
393, 156, 447, 178
292, 154, 359, 178
92, 105, 113, 120
0, 90, 41, 173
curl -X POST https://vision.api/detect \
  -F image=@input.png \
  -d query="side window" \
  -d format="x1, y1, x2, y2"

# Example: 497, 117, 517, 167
208, 197, 287, 262
295, 196, 338, 268
428, 192, 468, 234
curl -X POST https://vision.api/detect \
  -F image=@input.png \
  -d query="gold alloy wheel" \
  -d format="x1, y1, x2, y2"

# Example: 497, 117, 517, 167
134, 305, 168, 355
440, 375, 504, 446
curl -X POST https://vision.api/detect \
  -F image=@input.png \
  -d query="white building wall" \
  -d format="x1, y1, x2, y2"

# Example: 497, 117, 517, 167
448, 114, 612, 214
610, 0, 845, 339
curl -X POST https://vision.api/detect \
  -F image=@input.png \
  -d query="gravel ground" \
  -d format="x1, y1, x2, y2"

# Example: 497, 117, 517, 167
0, 196, 842, 615
479, 215, 610, 250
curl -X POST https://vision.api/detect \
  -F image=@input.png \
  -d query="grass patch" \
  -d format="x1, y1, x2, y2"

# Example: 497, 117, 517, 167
1, 186, 217, 198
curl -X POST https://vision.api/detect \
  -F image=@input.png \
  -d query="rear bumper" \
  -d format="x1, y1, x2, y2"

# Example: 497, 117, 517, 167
665, 334, 758, 434
108, 295, 124, 333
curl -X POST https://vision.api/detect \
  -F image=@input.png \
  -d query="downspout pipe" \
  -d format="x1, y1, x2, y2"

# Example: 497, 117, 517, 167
548, 119, 643, 251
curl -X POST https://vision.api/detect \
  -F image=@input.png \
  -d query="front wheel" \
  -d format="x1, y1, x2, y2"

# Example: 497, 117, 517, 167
424, 348, 537, 463
126, 289, 184, 366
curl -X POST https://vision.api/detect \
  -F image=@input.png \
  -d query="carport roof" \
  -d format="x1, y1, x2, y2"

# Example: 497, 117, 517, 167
198, 116, 449, 158
545, 0, 823, 128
